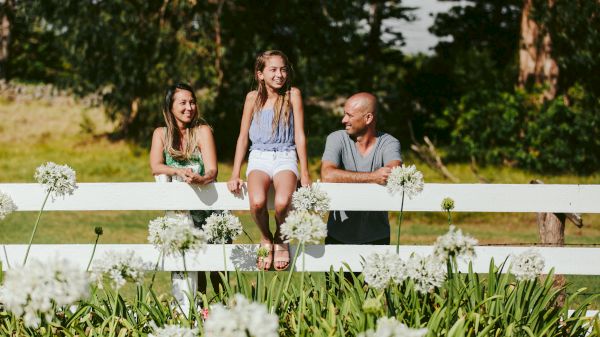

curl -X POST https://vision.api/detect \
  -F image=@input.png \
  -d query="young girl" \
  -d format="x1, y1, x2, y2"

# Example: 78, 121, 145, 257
149, 82, 218, 307
227, 50, 311, 271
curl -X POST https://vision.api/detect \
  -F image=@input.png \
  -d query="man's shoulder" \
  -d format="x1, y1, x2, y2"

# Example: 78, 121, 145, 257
326, 130, 349, 142
376, 131, 399, 142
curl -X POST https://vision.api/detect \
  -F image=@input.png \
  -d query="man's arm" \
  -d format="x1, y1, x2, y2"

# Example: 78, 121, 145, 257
321, 160, 400, 185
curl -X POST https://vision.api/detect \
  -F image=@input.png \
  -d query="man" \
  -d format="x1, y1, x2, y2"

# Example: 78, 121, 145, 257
321, 92, 402, 244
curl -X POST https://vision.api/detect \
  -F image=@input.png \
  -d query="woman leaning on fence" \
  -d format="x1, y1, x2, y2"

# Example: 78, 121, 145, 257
149, 82, 219, 307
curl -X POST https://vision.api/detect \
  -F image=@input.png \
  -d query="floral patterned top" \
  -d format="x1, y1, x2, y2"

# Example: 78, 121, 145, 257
163, 147, 212, 228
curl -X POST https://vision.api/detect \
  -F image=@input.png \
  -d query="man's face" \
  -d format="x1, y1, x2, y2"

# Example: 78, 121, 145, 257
342, 102, 370, 137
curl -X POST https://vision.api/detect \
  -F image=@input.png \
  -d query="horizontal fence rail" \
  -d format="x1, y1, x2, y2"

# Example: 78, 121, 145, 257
2, 182, 600, 213
3, 244, 600, 275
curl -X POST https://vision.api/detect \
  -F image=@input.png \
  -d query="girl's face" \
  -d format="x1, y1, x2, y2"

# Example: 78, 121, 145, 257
257, 55, 288, 90
171, 89, 197, 126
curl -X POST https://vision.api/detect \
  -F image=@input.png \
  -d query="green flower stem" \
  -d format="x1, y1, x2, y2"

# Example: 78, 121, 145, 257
86, 233, 102, 271
23, 189, 51, 266
395, 190, 405, 254
447, 210, 452, 226
296, 243, 306, 337
222, 243, 228, 283
283, 243, 302, 293
149, 251, 163, 290
181, 251, 195, 322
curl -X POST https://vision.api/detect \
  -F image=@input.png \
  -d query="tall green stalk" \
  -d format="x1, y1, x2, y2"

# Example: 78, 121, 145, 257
23, 190, 51, 265
295, 243, 306, 337
395, 191, 405, 254
86, 227, 103, 271
222, 243, 228, 283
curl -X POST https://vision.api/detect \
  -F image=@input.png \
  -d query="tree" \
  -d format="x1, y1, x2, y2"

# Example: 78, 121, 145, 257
518, 0, 558, 100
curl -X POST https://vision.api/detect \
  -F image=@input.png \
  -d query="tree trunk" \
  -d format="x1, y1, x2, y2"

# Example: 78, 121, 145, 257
518, 0, 559, 100
0, 0, 13, 80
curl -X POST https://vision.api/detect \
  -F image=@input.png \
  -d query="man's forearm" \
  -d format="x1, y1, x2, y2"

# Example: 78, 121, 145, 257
322, 167, 375, 183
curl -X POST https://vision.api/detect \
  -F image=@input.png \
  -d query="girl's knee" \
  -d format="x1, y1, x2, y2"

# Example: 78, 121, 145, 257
274, 196, 291, 214
250, 197, 267, 212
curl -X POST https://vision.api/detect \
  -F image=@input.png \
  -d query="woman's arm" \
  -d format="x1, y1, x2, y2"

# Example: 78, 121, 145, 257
291, 87, 311, 187
150, 128, 188, 178
190, 125, 218, 185
227, 91, 256, 193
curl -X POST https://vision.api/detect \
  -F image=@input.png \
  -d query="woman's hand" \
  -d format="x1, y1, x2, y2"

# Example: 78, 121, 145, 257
227, 177, 244, 194
175, 168, 193, 182
300, 174, 312, 187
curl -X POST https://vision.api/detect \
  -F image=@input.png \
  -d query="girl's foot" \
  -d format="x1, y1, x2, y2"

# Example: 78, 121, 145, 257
257, 242, 273, 270
273, 243, 290, 271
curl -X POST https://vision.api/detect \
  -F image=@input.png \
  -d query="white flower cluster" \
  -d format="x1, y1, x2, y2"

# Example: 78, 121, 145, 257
203, 211, 243, 244
280, 210, 327, 244
362, 252, 407, 291
0, 257, 90, 328
358, 317, 428, 337
34, 162, 78, 200
204, 293, 279, 337
510, 249, 545, 281
433, 225, 478, 262
148, 213, 208, 256
405, 253, 447, 294
386, 165, 424, 199
92, 250, 148, 289
148, 323, 198, 337
291, 181, 331, 215
0, 190, 17, 220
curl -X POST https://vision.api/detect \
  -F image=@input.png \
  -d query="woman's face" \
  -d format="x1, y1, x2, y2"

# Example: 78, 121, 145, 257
171, 89, 197, 126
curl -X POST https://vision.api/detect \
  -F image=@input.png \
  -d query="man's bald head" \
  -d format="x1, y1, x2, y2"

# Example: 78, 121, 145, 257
345, 92, 378, 118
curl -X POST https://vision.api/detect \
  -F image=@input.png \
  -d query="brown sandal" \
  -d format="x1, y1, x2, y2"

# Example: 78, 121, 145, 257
273, 243, 290, 271
257, 243, 273, 271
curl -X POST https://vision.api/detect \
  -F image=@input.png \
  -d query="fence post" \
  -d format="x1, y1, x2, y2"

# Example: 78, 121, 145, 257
531, 179, 567, 306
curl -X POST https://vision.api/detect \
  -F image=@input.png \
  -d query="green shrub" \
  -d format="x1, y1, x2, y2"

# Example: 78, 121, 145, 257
447, 85, 600, 173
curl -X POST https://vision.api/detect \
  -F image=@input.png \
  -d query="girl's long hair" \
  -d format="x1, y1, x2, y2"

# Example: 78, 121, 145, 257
162, 82, 207, 161
253, 50, 294, 134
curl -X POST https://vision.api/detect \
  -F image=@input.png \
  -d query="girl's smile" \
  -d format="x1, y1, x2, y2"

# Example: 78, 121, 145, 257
258, 55, 288, 91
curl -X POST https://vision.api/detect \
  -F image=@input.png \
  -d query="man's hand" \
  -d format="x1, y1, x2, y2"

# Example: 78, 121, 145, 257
371, 167, 392, 185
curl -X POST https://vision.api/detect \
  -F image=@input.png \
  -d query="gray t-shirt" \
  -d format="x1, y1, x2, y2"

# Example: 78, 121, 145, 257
322, 130, 402, 243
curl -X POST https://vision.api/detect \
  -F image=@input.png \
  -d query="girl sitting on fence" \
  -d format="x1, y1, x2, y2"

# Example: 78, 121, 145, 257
227, 50, 311, 271
149, 82, 218, 307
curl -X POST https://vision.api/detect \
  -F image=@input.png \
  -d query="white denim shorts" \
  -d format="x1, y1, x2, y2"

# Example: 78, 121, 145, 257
246, 150, 299, 178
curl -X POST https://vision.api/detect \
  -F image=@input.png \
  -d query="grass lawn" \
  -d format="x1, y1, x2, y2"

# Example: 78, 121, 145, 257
1, 97, 600, 307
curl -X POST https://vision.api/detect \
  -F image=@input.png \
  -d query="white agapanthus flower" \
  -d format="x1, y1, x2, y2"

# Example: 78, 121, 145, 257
34, 162, 78, 200
386, 165, 424, 199
91, 250, 149, 289
510, 249, 545, 281
405, 253, 446, 294
203, 211, 243, 244
358, 317, 428, 337
291, 181, 331, 215
148, 213, 208, 256
433, 225, 478, 262
204, 293, 278, 337
0, 190, 18, 220
362, 252, 407, 291
280, 210, 327, 244
0, 257, 90, 328
148, 323, 198, 337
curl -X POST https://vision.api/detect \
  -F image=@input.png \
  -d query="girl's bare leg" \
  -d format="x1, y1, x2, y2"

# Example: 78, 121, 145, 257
272, 170, 297, 270
247, 170, 274, 270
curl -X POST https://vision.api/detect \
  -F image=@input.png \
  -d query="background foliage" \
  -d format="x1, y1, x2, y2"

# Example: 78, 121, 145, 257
1, 0, 599, 173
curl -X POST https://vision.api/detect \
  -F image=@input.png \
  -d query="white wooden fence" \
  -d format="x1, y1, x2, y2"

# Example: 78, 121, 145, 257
1, 182, 600, 274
